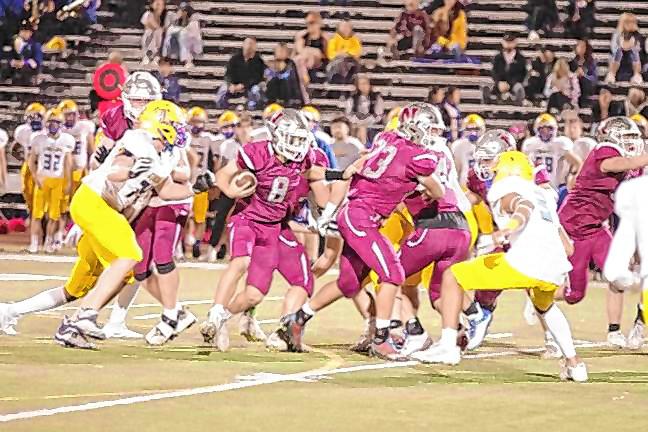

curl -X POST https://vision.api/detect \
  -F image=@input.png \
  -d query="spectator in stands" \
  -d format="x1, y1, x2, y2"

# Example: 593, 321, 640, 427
294, 11, 328, 85
326, 19, 362, 84
429, 0, 468, 59
330, 116, 365, 169
216, 37, 266, 109
625, 87, 646, 117
0, 1, 26, 46
565, 0, 595, 40
590, 86, 627, 131
607, 32, 643, 84
525, 0, 559, 40
140, 0, 171, 65
569, 39, 597, 107
162, 2, 202, 68
509, 121, 529, 145
345, 74, 384, 145
526, 46, 555, 103
427, 85, 445, 105
153, 57, 181, 103
3, 23, 42, 85
610, 13, 640, 58
483, 33, 527, 105
387, 0, 431, 59
544, 58, 580, 113
443, 86, 462, 140
265, 42, 305, 107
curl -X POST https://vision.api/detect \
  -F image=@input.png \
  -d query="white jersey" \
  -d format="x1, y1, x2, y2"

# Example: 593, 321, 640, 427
148, 146, 193, 207
521, 135, 574, 188
435, 142, 471, 212
572, 137, 597, 163
31, 133, 75, 178
83, 129, 172, 218
14, 123, 40, 159
487, 176, 572, 285
62, 120, 95, 171
0, 128, 8, 150
450, 138, 475, 186
190, 131, 220, 174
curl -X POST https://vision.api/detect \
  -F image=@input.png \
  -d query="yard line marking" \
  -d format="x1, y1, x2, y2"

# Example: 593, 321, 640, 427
0, 274, 68, 282
0, 340, 610, 423
485, 333, 513, 340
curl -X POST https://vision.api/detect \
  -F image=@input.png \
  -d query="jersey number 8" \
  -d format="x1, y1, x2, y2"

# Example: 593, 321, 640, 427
268, 176, 289, 203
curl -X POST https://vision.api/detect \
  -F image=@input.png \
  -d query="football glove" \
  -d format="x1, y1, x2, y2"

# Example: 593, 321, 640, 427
129, 157, 154, 178
94, 145, 110, 164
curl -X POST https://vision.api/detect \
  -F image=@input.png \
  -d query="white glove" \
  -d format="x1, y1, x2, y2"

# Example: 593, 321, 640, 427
129, 157, 154, 178
64, 224, 83, 247
316, 202, 338, 237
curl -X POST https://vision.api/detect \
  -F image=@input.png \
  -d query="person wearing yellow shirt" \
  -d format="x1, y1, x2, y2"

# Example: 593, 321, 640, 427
326, 19, 362, 84
431, 0, 468, 59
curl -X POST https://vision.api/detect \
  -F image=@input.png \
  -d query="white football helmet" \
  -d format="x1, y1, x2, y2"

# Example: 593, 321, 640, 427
397, 102, 446, 149
122, 71, 162, 121
266, 108, 312, 162
597, 116, 644, 157
473, 129, 517, 181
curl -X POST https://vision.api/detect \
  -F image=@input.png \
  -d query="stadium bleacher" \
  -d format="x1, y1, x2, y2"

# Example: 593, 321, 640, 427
0, 0, 645, 135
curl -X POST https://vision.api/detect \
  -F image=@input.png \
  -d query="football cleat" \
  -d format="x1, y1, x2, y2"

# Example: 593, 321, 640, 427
239, 309, 267, 342
560, 360, 588, 383
607, 330, 627, 349
0, 303, 18, 336
54, 316, 97, 349
399, 332, 432, 356
285, 314, 305, 353
175, 306, 197, 336
266, 330, 289, 351
72, 308, 106, 340
102, 321, 143, 339
349, 332, 373, 354
541, 334, 563, 360
466, 309, 493, 350
369, 338, 407, 361
146, 315, 176, 346
199, 310, 230, 351
192, 241, 201, 259
410, 343, 461, 365
627, 322, 645, 350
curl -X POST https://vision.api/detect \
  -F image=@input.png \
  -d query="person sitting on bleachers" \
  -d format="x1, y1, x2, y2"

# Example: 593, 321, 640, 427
153, 57, 181, 104
564, 0, 595, 40
429, 0, 467, 60
326, 19, 362, 84
625, 87, 646, 118
294, 11, 328, 86
590, 85, 626, 132
216, 37, 266, 110
443, 86, 462, 140
525, 0, 559, 40
569, 39, 597, 107
606, 32, 643, 85
482, 32, 527, 105
265, 42, 305, 108
162, 2, 202, 68
329, 116, 365, 170
2, 22, 42, 85
344, 74, 384, 145
387, 0, 431, 59
526, 46, 555, 103
140, 0, 171, 65
544, 58, 580, 113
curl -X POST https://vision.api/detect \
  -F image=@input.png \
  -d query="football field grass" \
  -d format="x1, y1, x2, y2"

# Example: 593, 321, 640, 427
1, 250, 648, 431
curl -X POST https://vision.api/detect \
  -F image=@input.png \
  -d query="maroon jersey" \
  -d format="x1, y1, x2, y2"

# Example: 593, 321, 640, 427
467, 165, 551, 203
347, 131, 438, 219
236, 140, 313, 223
394, 10, 431, 47
559, 144, 636, 239
295, 147, 329, 202
100, 104, 131, 142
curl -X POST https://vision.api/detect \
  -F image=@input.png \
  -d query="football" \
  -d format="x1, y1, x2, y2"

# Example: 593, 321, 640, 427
232, 170, 257, 190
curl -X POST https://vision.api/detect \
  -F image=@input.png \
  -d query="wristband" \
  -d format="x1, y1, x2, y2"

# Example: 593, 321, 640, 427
324, 169, 345, 181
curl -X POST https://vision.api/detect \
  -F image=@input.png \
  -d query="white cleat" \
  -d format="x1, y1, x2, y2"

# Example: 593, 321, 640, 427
207, 247, 218, 263
145, 318, 176, 346
560, 361, 589, 382
175, 307, 197, 335
541, 335, 563, 359
102, 321, 143, 339
239, 310, 267, 342
0, 303, 19, 336
72, 309, 106, 340
266, 330, 289, 351
466, 309, 493, 351
200, 312, 230, 351
399, 332, 432, 357
27, 243, 39, 254
410, 343, 461, 365
523, 297, 539, 326
607, 330, 627, 349
627, 322, 645, 350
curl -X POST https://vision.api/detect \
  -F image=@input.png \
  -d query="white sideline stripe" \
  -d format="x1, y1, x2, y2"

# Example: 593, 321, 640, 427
0, 274, 68, 281
0, 361, 416, 423
0, 253, 341, 275
54, 297, 284, 313
0, 340, 609, 423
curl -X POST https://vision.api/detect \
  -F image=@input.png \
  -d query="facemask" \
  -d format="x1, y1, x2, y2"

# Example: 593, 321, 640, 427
191, 125, 203, 135
223, 130, 235, 139
47, 122, 61, 136
467, 131, 480, 143
30, 120, 43, 131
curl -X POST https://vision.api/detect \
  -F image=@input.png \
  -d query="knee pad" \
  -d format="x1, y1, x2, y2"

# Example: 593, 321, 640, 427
156, 261, 176, 275
134, 269, 152, 282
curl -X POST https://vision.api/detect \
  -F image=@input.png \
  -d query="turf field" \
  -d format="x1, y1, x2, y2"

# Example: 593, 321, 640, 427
1, 247, 648, 431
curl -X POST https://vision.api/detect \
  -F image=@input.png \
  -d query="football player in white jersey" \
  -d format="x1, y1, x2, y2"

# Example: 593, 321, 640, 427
28, 108, 74, 253
13, 103, 46, 215
451, 113, 486, 186
521, 113, 583, 190
603, 175, 648, 350
185, 106, 221, 259
412, 151, 587, 382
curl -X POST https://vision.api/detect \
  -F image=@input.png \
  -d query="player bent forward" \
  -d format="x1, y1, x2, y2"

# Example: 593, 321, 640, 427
412, 151, 588, 382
